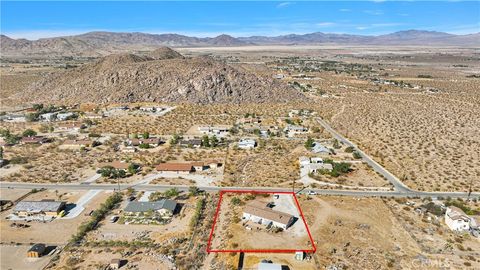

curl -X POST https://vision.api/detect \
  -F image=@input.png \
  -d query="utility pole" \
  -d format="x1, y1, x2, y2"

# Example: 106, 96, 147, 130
292, 177, 295, 193
467, 178, 473, 200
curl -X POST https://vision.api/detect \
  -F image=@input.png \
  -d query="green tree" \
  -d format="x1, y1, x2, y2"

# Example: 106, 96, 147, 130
188, 186, 200, 196
22, 129, 37, 137
170, 133, 182, 145
229, 127, 239, 135
231, 197, 241, 206
210, 135, 219, 147
32, 103, 44, 111
164, 188, 179, 198
0, 129, 10, 137
201, 135, 210, 147
304, 137, 315, 150
345, 146, 355, 153
333, 139, 341, 149
353, 151, 362, 159
139, 143, 150, 149
128, 163, 138, 175
25, 113, 39, 122
142, 132, 150, 139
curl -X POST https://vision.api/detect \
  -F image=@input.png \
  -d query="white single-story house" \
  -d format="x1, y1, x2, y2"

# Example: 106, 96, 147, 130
243, 201, 294, 230
308, 163, 333, 173
284, 124, 308, 137
299, 156, 311, 167
197, 125, 231, 137
238, 139, 256, 149
39, 112, 56, 122
312, 142, 331, 154
258, 262, 284, 270
56, 112, 75, 121
445, 206, 472, 232
124, 199, 178, 217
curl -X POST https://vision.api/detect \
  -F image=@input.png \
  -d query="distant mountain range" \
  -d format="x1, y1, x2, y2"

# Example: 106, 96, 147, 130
1, 30, 479, 57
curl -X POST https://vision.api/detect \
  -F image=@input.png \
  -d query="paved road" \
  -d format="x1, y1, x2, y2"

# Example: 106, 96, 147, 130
1, 182, 478, 199
316, 117, 413, 193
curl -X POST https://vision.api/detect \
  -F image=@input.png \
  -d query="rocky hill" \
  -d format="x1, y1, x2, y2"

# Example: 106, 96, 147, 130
16, 49, 303, 104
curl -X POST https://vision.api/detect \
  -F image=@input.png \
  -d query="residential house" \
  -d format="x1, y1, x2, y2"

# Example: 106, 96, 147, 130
191, 161, 206, 171
310, 157, 323, 164
57, 122, 85, 132
445, 206, 472, 232
124, 199, 178, 217
299, 156, 311, 167
39, 112, 56, 122
312, 142, 331, 154
238, 139, 256, 149
14, 201, 65, 218
27, 243, 46, 258
284, 124, 308, 137
126, 137, 162, 147
139, 106, 163, 112
122, 146, 137, 153
156, 163, 194, 174
109, 259, 123, 270
243, 201, 294, 230
299, 156, 332, 173
20, 136, 49, 145
179, 139, 202, 148
61, 139, 95, 149
308, 163, 333, 173
288, 110, 300, 118
258, 262, 284, 270
205, 159, 222, 169
197, 125, 231, 137
83, 112, 105, 119
244, 125, 277, 137
56, 112, 75, 121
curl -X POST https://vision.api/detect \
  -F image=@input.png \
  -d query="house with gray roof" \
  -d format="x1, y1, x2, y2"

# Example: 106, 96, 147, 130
13, 201, 65, 217
124, 199, 178, 218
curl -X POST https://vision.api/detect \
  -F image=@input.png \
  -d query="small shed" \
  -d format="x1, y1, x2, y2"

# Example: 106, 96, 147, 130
27, 243, 46, 258
109, 259, 122, 269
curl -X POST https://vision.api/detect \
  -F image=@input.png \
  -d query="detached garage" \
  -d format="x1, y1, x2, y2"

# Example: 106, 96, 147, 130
27, 243, 46, 258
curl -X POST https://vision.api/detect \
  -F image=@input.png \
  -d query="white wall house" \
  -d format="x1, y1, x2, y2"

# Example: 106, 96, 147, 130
238, 139, 256, 149
242, 201, 294, 230
198, 125, 231, 137
284, 124, 308, 137
445, 206, 471, 232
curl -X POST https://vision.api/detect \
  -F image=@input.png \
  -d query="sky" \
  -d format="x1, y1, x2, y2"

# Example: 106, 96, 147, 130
1, 1, 479, 40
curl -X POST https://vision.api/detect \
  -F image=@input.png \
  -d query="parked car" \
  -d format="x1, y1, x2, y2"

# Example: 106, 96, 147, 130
110, 215, 119, 223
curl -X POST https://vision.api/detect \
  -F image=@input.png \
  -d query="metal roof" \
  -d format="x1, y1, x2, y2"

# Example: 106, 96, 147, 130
124, 200, 177, 213
14, 201, 65, 213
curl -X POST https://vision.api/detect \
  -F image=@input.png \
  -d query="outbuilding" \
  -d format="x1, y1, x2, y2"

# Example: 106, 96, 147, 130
27, 243, 46, 258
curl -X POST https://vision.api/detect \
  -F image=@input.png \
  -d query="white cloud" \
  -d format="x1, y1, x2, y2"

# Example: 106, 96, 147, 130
363, 10, 384, 16
339, 9, 351, 12
316, 22, 336, 27
277, 2, 293, 8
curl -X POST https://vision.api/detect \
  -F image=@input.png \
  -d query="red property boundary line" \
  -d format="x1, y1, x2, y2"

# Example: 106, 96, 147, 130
206, 190, 317, 254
